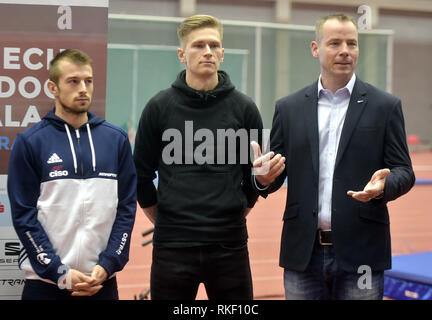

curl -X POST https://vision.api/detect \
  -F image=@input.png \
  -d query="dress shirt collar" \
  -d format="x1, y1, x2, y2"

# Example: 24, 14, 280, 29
318, 73, 356, 97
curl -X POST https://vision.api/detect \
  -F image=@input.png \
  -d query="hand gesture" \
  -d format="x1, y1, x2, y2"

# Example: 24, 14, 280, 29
347, 168, 390, 202
251, 141, 285, 187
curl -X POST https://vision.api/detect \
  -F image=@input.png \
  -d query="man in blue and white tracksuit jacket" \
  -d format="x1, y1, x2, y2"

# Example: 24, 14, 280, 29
7, 49, 137, 299
8, 109, 137, 299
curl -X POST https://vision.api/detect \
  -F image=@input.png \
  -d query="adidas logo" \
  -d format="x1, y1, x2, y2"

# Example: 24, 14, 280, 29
47, 153, 63, 164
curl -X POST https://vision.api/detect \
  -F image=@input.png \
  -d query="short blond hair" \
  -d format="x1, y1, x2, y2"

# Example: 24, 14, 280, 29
315, 13, 358, 42
177, 14, 223, 46
49, 49, 92, 84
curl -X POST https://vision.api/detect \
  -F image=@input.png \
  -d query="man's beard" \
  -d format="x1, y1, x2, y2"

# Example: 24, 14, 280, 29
59, 96, 91, 115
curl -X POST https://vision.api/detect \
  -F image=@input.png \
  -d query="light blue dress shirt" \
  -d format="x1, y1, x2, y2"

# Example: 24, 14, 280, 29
317, 73, 356, 230
254, 74, 357, 230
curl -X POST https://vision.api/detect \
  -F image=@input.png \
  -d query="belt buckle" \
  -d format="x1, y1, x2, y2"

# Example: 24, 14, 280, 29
319, 229, 332, 246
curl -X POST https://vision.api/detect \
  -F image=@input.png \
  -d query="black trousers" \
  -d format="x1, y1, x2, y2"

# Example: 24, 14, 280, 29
150, 243, 253, 300
21, 276, 118, 300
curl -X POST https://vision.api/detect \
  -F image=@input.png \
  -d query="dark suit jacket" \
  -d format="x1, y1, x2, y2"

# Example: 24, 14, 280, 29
259, 77, 415, 273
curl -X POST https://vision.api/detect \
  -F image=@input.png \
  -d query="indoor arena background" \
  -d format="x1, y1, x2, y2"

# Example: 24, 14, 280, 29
117, 150, 432, 300
105, 0, 432, 300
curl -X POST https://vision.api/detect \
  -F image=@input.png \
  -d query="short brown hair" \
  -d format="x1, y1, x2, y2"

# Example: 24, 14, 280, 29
177, 14, 223, 46
49, 49, 92, 84
315, 13, 358, 42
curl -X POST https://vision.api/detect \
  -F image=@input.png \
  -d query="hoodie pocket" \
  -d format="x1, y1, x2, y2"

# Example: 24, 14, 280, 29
158, 171, 244, 223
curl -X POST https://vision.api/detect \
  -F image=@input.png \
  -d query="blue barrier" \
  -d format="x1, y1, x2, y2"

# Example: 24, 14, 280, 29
415, 179, 432, 185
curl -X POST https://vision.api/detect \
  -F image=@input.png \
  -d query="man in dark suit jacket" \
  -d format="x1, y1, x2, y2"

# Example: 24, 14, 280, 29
252, 13, 415, 300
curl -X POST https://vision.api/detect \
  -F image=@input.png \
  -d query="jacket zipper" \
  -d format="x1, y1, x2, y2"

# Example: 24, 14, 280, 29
75, 129, 84, 176
75, 128, 84, 270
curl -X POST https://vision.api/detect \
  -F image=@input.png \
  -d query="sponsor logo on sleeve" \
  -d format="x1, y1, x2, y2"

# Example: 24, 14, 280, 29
98, 172, 117, 178
36, 253, 51, 265
116, 233, 128, 255
24, 231, 51, 266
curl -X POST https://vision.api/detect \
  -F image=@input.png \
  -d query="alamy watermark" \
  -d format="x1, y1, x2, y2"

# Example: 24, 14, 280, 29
57, 265, 72, 290
357, 5, 373, 30
161, 120, 271, 174
357, 265, 372, 290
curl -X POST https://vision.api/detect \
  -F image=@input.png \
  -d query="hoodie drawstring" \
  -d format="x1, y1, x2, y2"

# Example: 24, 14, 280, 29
86, 123, 96, 172
64, 123, 97, 174
65, 124, 78, 174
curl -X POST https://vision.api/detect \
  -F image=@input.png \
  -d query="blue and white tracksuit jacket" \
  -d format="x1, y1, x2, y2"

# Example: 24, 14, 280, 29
7, 109, 137, 287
